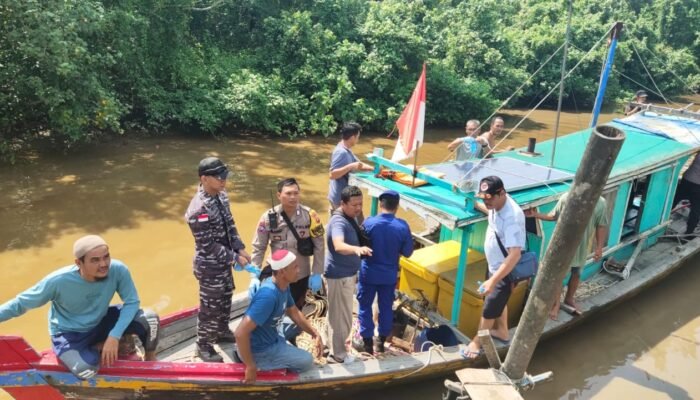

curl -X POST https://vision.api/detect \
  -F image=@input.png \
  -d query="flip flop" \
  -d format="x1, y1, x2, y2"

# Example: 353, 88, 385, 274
460, 348, 483, 359
561, 303, 583, 317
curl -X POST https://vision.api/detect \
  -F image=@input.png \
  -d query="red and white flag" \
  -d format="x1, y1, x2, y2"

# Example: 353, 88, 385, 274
391, 63, 426, 162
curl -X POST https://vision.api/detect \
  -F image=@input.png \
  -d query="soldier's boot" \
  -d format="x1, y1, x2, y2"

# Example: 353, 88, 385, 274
217, 330, 236, 344
362, 337, 374, 354
376, 336, 387, 353
196, 343, 224, 363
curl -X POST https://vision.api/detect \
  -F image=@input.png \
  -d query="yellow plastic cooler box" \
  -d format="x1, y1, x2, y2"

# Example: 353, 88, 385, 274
437, 258, 529, 337
399, 240, 485, 305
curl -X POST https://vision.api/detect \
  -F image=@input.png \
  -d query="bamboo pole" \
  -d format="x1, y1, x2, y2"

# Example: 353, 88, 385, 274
501, 125, 625, 382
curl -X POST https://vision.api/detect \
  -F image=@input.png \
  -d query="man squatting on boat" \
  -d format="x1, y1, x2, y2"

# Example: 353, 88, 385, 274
235, 249, 323, 384
673, 153, 700, 242
0, 235, 159, 379
464, 176, 526, 358
185, 157, 251, 363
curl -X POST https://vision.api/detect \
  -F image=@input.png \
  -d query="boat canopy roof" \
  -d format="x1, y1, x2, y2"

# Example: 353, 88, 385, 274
351, 113, 700, 229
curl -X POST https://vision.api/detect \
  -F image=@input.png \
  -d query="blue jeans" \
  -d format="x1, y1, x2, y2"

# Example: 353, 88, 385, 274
241, 338, 313, 372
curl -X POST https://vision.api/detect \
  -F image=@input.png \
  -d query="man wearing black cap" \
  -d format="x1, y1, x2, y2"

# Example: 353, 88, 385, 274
464, 176, 526, 358
357, 190, 413, 354
185, 156, 251, 362
624, 90, 649, 116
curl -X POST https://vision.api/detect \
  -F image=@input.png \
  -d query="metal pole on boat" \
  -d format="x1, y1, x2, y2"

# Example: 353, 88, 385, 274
550, 0, 573, 168
501, 125, 625, 382
589, 22, 624, 127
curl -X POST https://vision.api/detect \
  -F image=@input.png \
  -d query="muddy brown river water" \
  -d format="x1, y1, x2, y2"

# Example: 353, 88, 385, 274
1, 108, 698, 399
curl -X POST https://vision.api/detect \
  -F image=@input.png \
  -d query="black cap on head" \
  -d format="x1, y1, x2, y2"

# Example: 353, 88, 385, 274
198, 157, 229, 179
635, 90, 648, 98
476, 175, 505, 198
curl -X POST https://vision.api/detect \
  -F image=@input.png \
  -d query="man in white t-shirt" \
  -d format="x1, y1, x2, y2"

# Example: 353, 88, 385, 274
464, 176, 526, 358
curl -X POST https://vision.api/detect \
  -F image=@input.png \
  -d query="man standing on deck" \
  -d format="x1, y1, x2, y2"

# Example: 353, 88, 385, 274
328, 122, 373, 218
464, 176, 525, 358
475, 116, 514, 156
357, 190, 413, 354
0, 235, 159, 380
251, 177, 325, 310
447, 119, 482, 152
186, 157, 251, 362
235, 250, 322, 384
526, 193, 608, 319
325, 185, 372, 363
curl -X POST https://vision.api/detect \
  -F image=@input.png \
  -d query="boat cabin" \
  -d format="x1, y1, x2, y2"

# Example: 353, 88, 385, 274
350, 110, 700, 337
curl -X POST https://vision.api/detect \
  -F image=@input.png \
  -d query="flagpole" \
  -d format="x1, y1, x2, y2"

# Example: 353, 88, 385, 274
411, 141, 420, 188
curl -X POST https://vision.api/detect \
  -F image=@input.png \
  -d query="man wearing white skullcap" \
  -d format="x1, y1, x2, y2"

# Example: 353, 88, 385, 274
0, 235, 160, 380
235, 249, 323, 384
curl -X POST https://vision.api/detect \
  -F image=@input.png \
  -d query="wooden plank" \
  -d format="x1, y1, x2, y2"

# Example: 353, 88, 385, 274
455, 368, 523, 400
478, 330, 502, 369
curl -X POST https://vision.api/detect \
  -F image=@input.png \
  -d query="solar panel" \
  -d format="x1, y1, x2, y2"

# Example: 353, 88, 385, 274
423, 157, 574, 193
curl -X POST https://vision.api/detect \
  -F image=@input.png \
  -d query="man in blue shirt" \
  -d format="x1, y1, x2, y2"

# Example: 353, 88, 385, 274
328, 122, 373, 216
0, 235, 159, 379
235, 249, 322, 384
358, 190, 413, 354
324, 185, 373, 363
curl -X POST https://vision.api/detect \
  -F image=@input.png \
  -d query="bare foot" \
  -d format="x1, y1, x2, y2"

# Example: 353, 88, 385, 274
549, 303, 560, 321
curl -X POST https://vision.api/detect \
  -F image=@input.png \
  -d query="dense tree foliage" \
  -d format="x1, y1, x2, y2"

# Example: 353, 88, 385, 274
1, 0, 698, 160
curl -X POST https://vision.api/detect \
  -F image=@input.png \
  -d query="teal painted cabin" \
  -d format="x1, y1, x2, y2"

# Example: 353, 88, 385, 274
351, 111, 700, 333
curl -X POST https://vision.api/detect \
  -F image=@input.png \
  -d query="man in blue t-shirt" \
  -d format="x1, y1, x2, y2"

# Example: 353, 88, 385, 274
235, 249, 322, 384
0, 235, 159, 379
327, 122, 373, 216
358, 190, 413, 354
324, 185, 373, 363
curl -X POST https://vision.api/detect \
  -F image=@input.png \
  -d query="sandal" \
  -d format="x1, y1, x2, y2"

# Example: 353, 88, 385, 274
460, 348, 483, 359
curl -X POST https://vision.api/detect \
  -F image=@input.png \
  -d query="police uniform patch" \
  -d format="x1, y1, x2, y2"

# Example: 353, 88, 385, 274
198, 214, 209, 222
257, 222, 267, 233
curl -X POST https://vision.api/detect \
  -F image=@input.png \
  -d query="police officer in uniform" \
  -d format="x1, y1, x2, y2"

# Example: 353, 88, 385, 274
186, 157, 251, 362
251, 178, 325, 309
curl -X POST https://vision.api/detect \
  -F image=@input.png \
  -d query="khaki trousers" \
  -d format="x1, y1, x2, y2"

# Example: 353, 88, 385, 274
326, 276, 356, 359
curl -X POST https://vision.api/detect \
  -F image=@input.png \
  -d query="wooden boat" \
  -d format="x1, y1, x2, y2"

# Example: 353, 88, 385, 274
2, 106, 700, 400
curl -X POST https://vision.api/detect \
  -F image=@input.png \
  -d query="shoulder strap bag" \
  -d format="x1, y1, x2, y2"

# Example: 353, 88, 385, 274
493, 228, 538, 283
280, 211, 315, 256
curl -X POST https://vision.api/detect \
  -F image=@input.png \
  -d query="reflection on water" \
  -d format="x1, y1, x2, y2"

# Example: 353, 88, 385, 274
3, 109, 698, 399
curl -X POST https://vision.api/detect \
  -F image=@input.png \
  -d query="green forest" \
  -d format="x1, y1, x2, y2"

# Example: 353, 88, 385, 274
1, 0, 698, 161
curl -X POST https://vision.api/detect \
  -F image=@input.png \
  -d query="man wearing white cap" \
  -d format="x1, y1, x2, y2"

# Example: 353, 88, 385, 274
0, 235, 159, 380
235, 249, 322, 384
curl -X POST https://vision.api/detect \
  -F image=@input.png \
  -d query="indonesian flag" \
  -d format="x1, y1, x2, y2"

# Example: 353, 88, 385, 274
391, 63, 426, 162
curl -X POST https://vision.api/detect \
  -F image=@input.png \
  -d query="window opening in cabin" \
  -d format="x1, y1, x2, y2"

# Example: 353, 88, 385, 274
622, 176, 649, 239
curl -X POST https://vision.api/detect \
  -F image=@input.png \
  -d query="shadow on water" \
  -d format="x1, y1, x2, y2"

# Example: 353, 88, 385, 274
523, 254, 700, 399
0, 133, 338, 251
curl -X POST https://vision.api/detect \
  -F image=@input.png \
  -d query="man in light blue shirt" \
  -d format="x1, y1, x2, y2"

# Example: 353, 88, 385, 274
464, 176, 525, 358
0, 235, 159, 379
327, 122, 373, 216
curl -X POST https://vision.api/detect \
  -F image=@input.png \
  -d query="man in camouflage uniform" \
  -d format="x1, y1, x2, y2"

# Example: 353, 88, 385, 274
186, 157, 251, 362
251, 178, 325, 310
